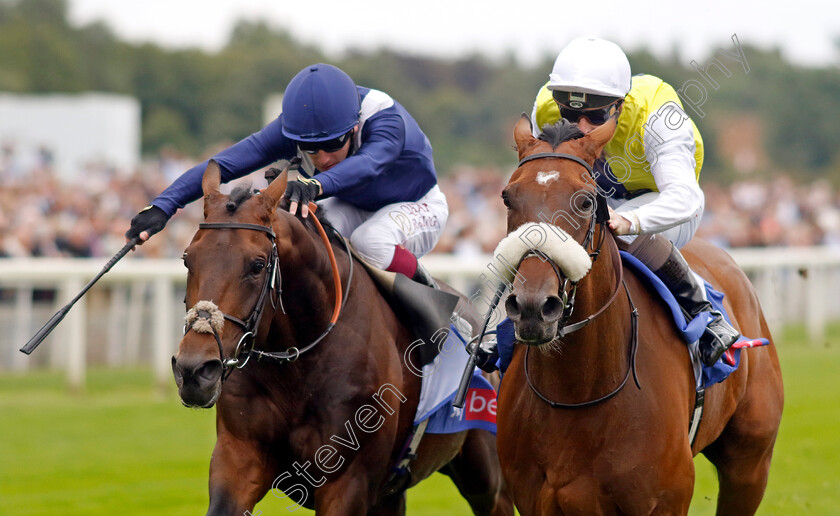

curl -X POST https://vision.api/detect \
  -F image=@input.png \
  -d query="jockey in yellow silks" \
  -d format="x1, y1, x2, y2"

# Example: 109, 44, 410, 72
528, 37, 738, 367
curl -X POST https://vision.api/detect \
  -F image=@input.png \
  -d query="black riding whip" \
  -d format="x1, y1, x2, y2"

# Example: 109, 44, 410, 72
19, 236, 141, 355
453, 282, 508, 409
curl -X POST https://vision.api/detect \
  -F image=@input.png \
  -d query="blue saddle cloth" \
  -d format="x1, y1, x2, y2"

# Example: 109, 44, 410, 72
414, 324, 498, 435
423, 371, 497, 434
494, 251, 767, 389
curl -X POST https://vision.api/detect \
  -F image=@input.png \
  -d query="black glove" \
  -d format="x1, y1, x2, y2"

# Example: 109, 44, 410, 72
125, 205, 169, 241
284, 178, 321, 215
475, 341, 500, 373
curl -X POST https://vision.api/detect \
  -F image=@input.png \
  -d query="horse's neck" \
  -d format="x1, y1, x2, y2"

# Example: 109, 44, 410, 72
539, 238, 631, 395
272, 215, 373, 354
270, 218, 339, 342
244, 219, 388, 415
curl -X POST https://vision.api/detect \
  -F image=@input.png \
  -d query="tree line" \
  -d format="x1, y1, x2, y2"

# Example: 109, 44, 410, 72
1, 0, 839, 182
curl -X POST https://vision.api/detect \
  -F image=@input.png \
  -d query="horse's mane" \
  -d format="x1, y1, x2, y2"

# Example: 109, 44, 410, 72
316, 210, 347, 246
538, 119, 585, 147
226, 184, 344, 245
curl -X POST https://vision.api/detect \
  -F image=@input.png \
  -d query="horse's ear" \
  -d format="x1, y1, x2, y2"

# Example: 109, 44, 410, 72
581, 115, 618, 161
514, 113, 537, 159
263, 167, 289, 207
202, 160, 222, 197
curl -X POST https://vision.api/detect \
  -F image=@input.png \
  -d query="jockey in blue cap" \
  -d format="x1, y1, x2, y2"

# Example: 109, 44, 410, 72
126, 63, 446, 287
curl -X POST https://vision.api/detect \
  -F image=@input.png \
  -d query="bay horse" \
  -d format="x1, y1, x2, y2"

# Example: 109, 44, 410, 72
171, 161, 513, 515
494, 115, 784, 515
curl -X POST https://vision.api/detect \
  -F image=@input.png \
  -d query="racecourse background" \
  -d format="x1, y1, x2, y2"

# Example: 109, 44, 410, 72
3, 154, 840, 392
3, 151, 840, 260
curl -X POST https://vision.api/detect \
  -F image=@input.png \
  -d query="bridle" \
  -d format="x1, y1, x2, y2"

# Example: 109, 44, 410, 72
184, 209, 351, 382
513, 151, 641, 408
514, 151, 610, 331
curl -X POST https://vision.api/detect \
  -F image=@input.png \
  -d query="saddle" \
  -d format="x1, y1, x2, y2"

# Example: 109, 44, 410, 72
618, 252, 768, 385
349, 247, 460, 366
350, 250, 494, 497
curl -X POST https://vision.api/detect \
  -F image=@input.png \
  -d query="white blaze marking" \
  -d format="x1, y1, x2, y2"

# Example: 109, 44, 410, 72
536, 171, 560, 185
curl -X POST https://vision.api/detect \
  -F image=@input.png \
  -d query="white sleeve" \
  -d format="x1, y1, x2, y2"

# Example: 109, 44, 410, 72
530, 99, 541, 138
622, 108, 704, 234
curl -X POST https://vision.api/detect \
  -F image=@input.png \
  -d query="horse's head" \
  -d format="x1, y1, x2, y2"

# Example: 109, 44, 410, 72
498, 115, 616, 344
172, 160, 289, 408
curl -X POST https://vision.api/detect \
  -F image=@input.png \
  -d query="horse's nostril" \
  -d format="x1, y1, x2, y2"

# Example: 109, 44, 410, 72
172, 355, 222, 387
541, 296, 565, 322
195, 360, 223, 384
505, 295, 521, 320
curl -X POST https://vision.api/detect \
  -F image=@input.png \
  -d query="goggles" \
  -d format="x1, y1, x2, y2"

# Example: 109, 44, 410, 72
297, 130, 353, 154
552, 90, 622, 125
559, 104, 619, 125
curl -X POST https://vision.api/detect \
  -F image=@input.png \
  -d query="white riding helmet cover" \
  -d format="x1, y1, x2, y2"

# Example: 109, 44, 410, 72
548, 37, 632, 98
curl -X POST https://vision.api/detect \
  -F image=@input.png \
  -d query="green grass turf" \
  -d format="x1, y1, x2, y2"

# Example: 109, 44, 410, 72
0, 324, 837, 515
688, 324, 840, 515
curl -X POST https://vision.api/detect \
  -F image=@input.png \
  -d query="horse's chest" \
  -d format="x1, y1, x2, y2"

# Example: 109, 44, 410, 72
533, 473, 675, 516
500, 410, 681, 514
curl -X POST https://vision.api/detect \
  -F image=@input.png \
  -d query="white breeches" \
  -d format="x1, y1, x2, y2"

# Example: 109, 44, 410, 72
318, 185, 449, 269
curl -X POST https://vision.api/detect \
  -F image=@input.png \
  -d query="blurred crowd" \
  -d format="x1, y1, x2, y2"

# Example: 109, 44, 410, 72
0, 147, 203, 259
3, 149, 840, 260
695, 178, 840, 248
438, 171, 840, 253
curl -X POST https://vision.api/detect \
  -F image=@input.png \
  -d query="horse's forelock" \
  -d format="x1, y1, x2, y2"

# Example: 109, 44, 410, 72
225, 185, 256, 214
538, 120, 585, 148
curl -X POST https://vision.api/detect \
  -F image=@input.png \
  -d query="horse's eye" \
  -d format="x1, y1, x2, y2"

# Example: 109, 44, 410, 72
571, 193, 595, 214
181, 252, 189, 268
249, 260, 266, 275
501, 191, 511, 209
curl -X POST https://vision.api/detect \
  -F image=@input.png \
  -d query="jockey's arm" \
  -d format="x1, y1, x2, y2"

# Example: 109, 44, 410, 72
150, 116, 296, 217
618, 113, 704, 235
314, 111, 405, 196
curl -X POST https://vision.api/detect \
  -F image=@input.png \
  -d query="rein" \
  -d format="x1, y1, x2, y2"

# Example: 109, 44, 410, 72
186, 207, 351, 380
523, 238, 641, 408
251, 209, 350, 363
539, 237, 625, 338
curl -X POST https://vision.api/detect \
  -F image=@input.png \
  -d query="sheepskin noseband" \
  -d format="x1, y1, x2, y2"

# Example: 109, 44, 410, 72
185, 300, 225, 334
491, 223, 591, 283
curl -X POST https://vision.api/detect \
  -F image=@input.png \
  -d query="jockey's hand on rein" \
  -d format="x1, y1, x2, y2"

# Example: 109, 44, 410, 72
125, 205, 169, 244
285, 177, 322, 218
607, 207, 635, 236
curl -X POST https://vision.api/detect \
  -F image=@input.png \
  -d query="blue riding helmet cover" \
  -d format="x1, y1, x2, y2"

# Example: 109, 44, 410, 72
281, 63, 361, 142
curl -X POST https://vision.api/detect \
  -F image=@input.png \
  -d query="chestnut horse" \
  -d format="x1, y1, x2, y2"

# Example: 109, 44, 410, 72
172, 161, 512, 515
495, 116, 783, 515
